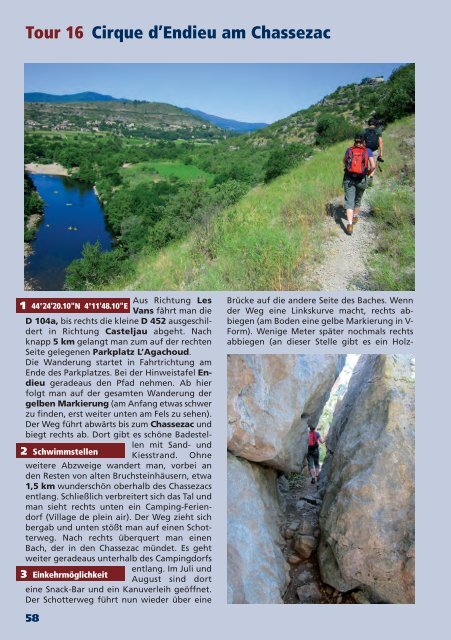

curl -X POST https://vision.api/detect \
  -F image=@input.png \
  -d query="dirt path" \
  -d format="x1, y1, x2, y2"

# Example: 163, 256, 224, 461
281, 475, 357, 604
307, 190, 376, 291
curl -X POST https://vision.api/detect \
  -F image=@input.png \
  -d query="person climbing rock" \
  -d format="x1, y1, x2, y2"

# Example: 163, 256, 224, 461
364, 117, 384, 186
307, 423, 326, 485
343, 133, 375, 235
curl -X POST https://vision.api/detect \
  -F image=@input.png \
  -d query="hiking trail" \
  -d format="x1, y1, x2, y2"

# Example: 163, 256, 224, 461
280, 474, 360, 604
305, 189, 376, 291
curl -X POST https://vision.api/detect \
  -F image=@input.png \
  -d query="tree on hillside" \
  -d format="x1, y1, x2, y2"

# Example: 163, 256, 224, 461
65, 242, 125, 290
315, 114, 354, 147
24, 173, 44, 240
264, 143, 312, 182
375, 63, 415, 123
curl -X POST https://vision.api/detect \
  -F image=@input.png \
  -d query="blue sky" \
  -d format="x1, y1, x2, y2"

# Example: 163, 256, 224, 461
25, 63, 403, 123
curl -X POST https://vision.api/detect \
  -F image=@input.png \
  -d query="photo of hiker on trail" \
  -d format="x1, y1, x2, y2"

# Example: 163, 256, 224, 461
25, 63, 414, 291
342, 133, 375, 236
340, 118, 385, 237
227, 354, 415, 605
307, 422, 326, 485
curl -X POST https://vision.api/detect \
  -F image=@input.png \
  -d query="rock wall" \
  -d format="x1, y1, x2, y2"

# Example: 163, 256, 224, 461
227, 355, 345, 603
228, 354, 345, 472
318, 355, 415, 604
227, 453, 288, 604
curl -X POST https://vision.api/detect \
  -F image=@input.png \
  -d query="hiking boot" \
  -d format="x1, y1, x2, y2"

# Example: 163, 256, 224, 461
311, 478, 316, 485
346, 224, 353, 236
353, 216, 359, 224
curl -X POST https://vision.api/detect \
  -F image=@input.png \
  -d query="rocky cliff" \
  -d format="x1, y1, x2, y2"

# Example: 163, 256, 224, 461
318, 355, 415, 604
227, 453, 288, 604
227, 354, 345, 472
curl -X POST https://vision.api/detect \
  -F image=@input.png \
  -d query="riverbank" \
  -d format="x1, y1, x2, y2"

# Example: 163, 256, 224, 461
25, 212, 43, 238
25, 162, 69, 176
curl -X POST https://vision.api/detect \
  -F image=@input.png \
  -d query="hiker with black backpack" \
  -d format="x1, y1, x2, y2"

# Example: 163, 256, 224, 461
307, 422, 326, 485
364, 117, 384, 186
343, 133, 375, 236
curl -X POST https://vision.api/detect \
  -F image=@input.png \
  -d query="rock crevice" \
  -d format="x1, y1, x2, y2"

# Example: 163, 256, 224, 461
227, 355, 345, 604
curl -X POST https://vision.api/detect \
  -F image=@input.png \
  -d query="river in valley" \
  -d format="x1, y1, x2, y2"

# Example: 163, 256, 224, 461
25, 173, 113, 290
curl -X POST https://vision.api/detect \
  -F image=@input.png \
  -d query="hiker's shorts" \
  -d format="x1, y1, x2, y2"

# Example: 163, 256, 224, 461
307, 448, 320, 470
343, 175, 368, 209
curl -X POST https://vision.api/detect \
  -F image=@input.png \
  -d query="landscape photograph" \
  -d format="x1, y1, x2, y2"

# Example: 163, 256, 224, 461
24, 63, 415, 291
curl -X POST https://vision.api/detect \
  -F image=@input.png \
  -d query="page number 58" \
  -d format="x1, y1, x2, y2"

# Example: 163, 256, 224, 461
25, 614, 40, 622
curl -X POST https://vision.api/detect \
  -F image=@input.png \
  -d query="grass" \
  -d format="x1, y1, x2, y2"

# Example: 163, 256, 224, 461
120, 160, 213, 187
108, 144, 344, 290
367, 186, 414, 290
106, 116, 415, 291
366, 116, 415, 290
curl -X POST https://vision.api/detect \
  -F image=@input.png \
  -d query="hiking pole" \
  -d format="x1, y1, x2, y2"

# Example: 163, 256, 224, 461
377, 157, 384, 173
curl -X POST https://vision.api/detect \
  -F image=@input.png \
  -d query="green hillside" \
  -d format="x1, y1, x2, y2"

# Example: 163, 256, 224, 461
251, 79, 385, 146
25, 100, 223, 140
103, 116, 414, 291
365, 117, 415, 290
224, 65, 413, 165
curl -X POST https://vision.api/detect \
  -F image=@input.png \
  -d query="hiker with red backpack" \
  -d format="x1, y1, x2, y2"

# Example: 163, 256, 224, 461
343, 133, 376, 235
307, 422, 326, 485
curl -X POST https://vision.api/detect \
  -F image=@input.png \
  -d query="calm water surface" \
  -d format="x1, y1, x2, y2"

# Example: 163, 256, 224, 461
25, 174, 113, 290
